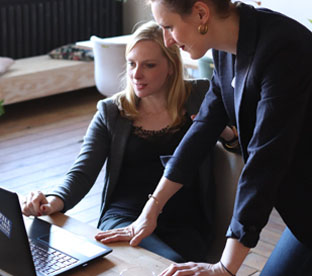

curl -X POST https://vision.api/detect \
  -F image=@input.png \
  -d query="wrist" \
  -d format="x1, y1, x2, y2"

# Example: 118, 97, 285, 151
142, 195, 162, 221
220, 261, 236, 276
47, 195, 64, 212
220, 238, 250, 276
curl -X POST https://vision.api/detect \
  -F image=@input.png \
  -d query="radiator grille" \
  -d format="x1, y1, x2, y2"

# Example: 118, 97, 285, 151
0, 0, 123, 59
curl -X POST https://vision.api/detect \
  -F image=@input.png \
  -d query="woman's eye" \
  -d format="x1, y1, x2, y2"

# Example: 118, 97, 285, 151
127, 61, 135, 67
146, 63, 156, 68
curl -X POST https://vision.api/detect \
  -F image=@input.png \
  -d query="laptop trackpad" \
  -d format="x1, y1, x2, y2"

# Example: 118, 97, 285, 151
39, 229, 107, 258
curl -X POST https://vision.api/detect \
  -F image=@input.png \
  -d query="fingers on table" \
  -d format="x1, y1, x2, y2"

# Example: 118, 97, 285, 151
129, 228, 146, 247
159, 262, 199, 276
22, 191, 45, 216
96, 227, 134, 243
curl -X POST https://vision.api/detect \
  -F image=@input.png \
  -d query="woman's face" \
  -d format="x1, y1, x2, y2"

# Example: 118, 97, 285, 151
151, 1, 208, 59
127, 40, 172, 99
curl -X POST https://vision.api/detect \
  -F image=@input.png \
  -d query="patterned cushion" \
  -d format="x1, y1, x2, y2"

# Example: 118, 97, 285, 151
49, 44, 94, 61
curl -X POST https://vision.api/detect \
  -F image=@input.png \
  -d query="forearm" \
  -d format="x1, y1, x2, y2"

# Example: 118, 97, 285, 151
145, 176, 183, 219
124, 176, 183, 247
220, 238, 250, 275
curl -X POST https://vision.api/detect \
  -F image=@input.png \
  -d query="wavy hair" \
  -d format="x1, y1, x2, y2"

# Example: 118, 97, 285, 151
113, 20, 190, 127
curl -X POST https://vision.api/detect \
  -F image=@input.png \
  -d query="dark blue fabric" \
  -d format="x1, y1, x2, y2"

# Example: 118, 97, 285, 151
164, 3, 312, 248
260, 227, 312, 276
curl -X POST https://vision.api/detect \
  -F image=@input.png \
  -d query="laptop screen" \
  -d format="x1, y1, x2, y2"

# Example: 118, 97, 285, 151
0, 187, 112, 276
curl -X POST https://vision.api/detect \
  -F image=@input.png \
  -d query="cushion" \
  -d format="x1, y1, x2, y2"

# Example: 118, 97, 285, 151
0, 57, 14, 75
49, 44, 94, 61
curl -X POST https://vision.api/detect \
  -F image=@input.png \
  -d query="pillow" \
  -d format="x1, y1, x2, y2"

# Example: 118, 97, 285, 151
0, 57, 14, 75
49, 44, 94, 61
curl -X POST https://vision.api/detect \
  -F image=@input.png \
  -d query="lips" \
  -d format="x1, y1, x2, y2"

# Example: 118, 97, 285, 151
134, 83, 147, 90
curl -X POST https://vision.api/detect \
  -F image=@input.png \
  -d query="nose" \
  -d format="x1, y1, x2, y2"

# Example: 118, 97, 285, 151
133, 65, 143, 79
163, 29, 175, 48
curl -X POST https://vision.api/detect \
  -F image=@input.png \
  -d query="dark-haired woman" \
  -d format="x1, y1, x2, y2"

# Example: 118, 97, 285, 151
101, 1, 312, 275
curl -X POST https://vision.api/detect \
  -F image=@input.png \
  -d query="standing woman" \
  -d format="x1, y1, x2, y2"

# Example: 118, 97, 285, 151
114, 1, 312, 275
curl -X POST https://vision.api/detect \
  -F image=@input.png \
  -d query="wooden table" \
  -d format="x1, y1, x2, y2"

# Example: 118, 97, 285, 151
40, 213, 173, 276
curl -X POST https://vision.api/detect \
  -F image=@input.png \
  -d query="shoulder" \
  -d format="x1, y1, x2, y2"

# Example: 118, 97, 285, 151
242, 4, 312, 55
95, 98, 121, 130
96, 98, 119, 115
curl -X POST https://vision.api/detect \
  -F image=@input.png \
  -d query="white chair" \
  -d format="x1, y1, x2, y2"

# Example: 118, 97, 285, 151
91, 35, 130, 97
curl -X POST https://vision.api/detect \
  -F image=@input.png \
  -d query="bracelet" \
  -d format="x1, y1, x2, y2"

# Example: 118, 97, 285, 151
220, 261, 236, 276
148, 194, 159, 205
224, 138, 239, 149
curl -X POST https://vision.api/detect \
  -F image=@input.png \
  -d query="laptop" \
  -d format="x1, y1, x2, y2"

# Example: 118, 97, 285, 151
0, 187, 112, 276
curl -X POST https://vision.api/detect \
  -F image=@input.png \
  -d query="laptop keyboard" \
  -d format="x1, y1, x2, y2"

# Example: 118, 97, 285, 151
29, 239, 78, 275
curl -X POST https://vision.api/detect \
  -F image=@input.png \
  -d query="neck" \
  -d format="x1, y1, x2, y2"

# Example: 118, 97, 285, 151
139, 95, 168, 115
135, 96, 172, 130
209, 4, 240, 55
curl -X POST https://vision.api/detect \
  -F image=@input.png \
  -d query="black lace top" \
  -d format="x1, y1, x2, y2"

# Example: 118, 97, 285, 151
105, 114, 203, 225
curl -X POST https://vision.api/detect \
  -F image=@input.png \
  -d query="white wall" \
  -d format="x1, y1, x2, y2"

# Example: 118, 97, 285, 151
123, 0, 153, 34
240, 0, 312, 31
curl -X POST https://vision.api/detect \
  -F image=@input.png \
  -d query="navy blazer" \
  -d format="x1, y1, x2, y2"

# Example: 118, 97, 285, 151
165, 3, 312, 248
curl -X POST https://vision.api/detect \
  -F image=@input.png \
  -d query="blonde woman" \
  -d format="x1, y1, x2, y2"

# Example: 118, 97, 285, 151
23, 21, 236, 262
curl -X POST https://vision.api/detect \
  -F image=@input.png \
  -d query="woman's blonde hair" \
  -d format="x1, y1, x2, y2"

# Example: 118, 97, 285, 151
113, 20, 190, 127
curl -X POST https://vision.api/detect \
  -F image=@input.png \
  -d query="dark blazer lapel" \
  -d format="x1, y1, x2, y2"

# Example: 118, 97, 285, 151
106, 115, 132, 199
222, 53, 236, 123
234, 3, 258, 158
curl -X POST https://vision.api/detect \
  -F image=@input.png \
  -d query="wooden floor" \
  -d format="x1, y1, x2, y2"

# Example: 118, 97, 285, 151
0, 88, 285, 275
0, 87, 104, 227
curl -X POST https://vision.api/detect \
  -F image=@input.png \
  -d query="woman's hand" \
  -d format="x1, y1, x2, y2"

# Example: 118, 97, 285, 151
95, 195, 160, 246
159, 262, 229, 276
95, 217, 156, 247
22, 191, 64, 216
220, 125, 238, 141
96, 177, 182, 247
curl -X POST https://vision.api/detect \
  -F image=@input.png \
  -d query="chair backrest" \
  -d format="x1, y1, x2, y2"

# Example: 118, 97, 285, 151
91, 35, 129, 97
206, 142, 244, 263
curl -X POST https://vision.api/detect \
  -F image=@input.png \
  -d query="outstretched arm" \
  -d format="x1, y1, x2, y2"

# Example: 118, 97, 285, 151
158, 239, 250, 276
95, 176, 182, 246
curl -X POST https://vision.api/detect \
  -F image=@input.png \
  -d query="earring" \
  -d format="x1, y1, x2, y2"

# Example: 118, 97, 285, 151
198, 23, 208, 35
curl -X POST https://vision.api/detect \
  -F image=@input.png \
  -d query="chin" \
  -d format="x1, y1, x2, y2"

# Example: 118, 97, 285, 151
186, 49, 205, 60
134, 90, 149, 99
190, 52, 205, 60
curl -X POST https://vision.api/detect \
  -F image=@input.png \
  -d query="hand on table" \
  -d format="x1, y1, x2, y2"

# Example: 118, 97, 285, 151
95, 196, 160, 247
95, 214, 157, 247
159, 262, 230, 276
22, 191, 64, 217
